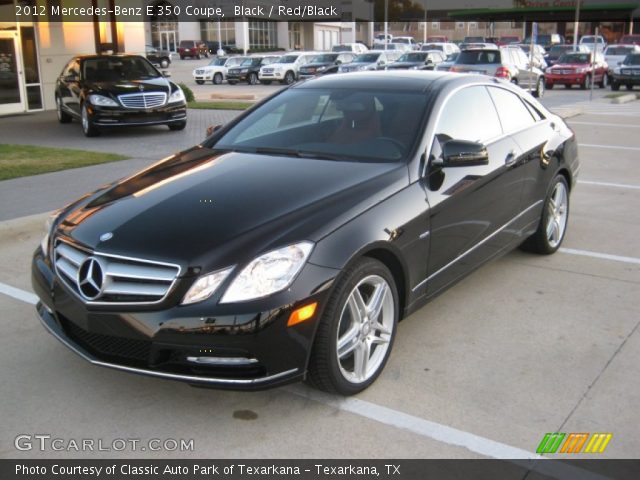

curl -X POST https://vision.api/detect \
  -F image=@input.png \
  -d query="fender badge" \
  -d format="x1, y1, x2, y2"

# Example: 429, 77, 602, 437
99, 232, 113, 242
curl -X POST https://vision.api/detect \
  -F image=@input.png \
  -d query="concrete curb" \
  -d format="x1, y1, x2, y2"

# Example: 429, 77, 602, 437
556, 107, 584, 119
611, 94, 637, 104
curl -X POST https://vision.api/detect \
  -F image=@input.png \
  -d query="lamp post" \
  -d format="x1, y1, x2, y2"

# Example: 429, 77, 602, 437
384, 0, 388, 50
573, 0, 581, 51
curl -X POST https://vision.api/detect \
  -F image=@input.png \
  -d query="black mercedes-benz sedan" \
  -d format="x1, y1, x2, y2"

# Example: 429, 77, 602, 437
55, 54, 187, 137
33, 72, 579, 395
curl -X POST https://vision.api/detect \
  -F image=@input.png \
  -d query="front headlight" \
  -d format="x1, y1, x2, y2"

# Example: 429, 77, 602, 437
240, 68, 249, 73
168, 88, 186, 104
221, 242, 314, 303
40, 211, 60, 256
181, 267, 233, 305
88, 94, 118, 107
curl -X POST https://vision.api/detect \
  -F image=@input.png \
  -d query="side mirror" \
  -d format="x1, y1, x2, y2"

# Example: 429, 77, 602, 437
162, 70, 171, 77
206, 124, 223, 137
440, 140, 489, 167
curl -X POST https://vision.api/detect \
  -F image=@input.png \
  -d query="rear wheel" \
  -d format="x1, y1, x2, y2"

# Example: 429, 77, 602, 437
626, 84, 634, 91
532, 78, 544, 98
56, 96, 71, 124
307, 258, 398, 395
521, 174, 569, 255
247, 72, 258, 85
213, 73, 223, 85
599, 74, 608, 88
81, 103, 99, 137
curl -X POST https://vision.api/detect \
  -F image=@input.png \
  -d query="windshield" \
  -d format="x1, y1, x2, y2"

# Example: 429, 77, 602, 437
311, 54, 339, 63
558, 53, 591, 64
457, 50, 501, 64
398, 53, 428, 62
82, 56, 160, 81
277, 55, 299, 64
209, 58, 227, 66
606, 46, 634, 56
211, 88, 429, 163
445, 52, 459, 62
623, 54, 640, 65
395, 38, 411, 44
353, 53, 381, 63
332, 45, 350, 52
581, 36, 603, 44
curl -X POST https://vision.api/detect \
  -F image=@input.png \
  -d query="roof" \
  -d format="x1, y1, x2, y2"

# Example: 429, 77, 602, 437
295, 70, 455, 92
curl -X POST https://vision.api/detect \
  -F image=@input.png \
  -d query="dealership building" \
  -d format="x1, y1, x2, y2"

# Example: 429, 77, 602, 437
0, 0, 638, 116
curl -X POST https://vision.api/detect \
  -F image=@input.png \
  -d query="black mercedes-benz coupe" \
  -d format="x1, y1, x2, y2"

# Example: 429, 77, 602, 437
55, 54, 187, 137
33, 72, 579, 395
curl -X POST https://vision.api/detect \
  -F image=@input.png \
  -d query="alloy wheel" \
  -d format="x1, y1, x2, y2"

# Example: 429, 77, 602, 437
336, 275, 395, 384
546, 181, 568, 249
81, 105, 89, 133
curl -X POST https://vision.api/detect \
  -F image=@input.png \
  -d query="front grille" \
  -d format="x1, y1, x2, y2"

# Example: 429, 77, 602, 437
621, 69, 640, 75
54, 239, 180, 304
195, 69, 204, 74
118, 92, 167, 109
262, 68, 274, 73
61, 317, 151, 365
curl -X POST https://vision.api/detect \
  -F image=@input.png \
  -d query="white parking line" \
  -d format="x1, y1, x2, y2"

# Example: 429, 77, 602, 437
579, 143, 640, 151
560, 248, 640, 265
0, 282, 38, 305
569, 121, 640, 128
579, 180, 640, 190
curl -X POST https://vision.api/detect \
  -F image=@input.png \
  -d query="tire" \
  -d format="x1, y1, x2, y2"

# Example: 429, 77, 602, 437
195, 80, 204, 85
213, 73, 223, 85
580, 75, 591, 90
532, 78, 544, 98
81, 103, 99, 137
160, 58, 170, 69
626, 84, 634, 91
611, 81, 620, 91
307, 258, 398, 395
228, 80, 237, 85
247, 72, 258, 85
56, 96, 71, 124
545, 82, 554, 90
520, 174, 569, 255
599, 74, 608, 89
168, 121, 187, 131
284, 71, 295, 85
260, 80, 272, 85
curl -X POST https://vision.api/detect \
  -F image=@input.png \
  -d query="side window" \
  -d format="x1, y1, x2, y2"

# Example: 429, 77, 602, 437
434, 86, 502, 143
487, 87, 536, 133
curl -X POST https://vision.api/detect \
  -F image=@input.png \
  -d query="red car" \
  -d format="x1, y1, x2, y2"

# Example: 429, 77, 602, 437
620, 34, 640, 45
545, 52, 609, 89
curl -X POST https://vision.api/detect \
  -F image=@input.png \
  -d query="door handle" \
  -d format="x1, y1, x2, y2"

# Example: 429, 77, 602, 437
505, 150, 517, 167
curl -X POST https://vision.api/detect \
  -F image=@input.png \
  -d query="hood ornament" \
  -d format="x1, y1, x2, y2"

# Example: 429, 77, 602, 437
138, 84, 145, 92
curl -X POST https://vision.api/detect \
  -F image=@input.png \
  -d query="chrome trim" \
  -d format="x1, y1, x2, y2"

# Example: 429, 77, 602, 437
54, 237, 181, 306
412, 200, 543, 292
419, 230, 430, 239
118, 92, 167, 109
94, 117, 186, 127
186, 356, 259, 365
39, 310, 298, 385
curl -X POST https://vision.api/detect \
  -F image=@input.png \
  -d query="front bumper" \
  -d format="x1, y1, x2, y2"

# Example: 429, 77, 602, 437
545, 72, 587, 85
89, 103, 187, 127
32, 248, 337, 390
259, 71, 285, 80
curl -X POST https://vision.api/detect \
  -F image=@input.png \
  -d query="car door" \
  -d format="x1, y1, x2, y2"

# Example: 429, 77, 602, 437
423, 85, 524, 297
487, 86, 551, 223
59, 58, 81, 116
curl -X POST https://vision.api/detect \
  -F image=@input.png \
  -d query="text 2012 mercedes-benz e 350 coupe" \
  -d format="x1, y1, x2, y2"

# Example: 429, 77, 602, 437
33, 72, 579, 395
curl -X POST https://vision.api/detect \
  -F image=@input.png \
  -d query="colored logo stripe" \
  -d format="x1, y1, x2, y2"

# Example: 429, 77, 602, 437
560, 433, 589, 453
584, 433, 613, 453
537, 433, 566, 454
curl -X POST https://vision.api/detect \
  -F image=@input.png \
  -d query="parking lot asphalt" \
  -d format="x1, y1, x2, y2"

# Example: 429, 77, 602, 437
0, 93, 638, 460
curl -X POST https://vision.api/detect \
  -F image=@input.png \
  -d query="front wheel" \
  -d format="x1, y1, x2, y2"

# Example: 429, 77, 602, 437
81, 103, 99, 137
626, 84, 634, 91
611, 81, 620, 91
307, 258, 398, 395
599, 74, 608, 89
247, 72, 258, 85
284, 71, 295, 85
521, 174, 569, 255
213, 73, 223, 85
581, 75, 591, 90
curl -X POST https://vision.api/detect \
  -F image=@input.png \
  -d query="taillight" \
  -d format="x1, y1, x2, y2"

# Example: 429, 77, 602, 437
495, 67, 510, 78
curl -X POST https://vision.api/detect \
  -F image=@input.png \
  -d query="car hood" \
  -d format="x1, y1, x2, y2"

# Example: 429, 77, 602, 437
551, 62, 590, 69
86, 77, 172, 95
386, 62, 423, 68
57, 148, 407, 271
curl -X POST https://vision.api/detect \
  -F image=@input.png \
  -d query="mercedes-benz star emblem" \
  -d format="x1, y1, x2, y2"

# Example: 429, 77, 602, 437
77, 257, 105, 300
138, 84, 145, 91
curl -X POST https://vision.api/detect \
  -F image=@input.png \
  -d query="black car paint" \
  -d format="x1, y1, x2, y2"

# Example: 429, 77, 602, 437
34, 72, 579, 389
56, 55, 186, 129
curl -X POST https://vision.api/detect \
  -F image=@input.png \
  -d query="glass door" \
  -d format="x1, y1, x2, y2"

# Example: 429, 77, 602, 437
161, 31, 177, 52
0, 31, 25, 115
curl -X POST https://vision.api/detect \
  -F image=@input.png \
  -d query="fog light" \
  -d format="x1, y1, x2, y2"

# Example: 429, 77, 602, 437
287, 302, 318, 327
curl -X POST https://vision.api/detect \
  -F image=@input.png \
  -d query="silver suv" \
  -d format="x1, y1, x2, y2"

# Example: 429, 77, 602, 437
451, 45, 545, 97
